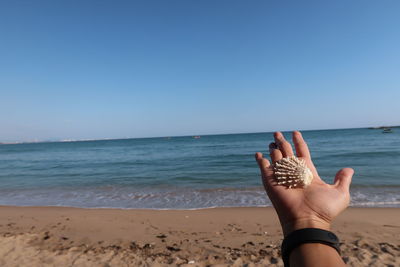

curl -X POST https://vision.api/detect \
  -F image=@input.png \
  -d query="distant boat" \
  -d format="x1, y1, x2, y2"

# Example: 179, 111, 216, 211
382, 128, 393, 133
193, 136, 201, 139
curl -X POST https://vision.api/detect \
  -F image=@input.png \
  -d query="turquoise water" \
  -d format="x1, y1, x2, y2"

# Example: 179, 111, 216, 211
0, 128, 399, 208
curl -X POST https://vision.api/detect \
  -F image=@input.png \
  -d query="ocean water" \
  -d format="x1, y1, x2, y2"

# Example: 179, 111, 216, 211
0, 128, 399, 209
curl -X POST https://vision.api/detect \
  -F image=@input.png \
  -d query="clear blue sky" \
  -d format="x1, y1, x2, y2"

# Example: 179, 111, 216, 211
1, 0, 399, 142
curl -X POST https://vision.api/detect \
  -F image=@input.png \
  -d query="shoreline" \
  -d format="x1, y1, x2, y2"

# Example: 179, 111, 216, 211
1, 184, 399, 210
0, 206, 399, 266
1, 204, 400, 210
1, 201, 400, 210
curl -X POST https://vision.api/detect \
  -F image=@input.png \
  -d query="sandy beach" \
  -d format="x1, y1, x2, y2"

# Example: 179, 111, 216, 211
0, 206, 398, 266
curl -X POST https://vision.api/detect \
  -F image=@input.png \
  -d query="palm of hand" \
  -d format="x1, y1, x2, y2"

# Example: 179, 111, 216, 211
256, 132, 353, 235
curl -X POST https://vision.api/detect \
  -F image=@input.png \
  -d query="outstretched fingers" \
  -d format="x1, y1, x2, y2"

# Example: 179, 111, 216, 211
269, 142, 282, 163
274, 132, 294, 158
292, 131, 311, 159
255, 152, 271, 169
255, 152, 274, 186
292, 131, 321, 181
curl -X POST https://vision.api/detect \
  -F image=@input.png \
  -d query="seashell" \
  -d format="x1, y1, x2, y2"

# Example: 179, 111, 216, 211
273, 156, 313, 188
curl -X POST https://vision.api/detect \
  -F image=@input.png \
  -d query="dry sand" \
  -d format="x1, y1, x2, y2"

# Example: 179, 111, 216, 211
0, 206, 398, 266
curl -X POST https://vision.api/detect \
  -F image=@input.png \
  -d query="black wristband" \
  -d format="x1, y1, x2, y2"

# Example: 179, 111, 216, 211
281, 228, 340, 267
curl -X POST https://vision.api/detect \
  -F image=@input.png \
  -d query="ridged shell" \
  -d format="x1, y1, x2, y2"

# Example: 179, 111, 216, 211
273, 156, 313, 188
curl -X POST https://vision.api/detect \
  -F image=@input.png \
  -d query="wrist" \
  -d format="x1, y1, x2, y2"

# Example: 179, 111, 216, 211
282, 228, 342, 267
282, 218, 331, 237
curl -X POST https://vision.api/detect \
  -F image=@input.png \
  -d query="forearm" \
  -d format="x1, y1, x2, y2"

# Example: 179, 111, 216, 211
290, 243, 345, 267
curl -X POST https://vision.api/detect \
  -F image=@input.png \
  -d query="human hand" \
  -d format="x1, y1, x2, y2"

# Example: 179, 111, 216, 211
255, 131, 354, 237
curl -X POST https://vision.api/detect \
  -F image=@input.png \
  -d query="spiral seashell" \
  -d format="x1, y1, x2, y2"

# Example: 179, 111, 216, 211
273, 156, 313, 188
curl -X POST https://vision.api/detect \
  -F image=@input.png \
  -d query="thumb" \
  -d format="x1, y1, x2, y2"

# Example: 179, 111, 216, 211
334, 168, 354, 192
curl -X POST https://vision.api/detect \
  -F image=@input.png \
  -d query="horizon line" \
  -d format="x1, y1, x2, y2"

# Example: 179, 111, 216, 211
1, 125, 398, 145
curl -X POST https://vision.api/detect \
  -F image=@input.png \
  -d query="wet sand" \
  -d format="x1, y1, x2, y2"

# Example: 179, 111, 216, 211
0, 206, 399, 266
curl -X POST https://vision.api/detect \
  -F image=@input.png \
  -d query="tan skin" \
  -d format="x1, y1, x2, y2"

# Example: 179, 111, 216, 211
255, 131, 353, 267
